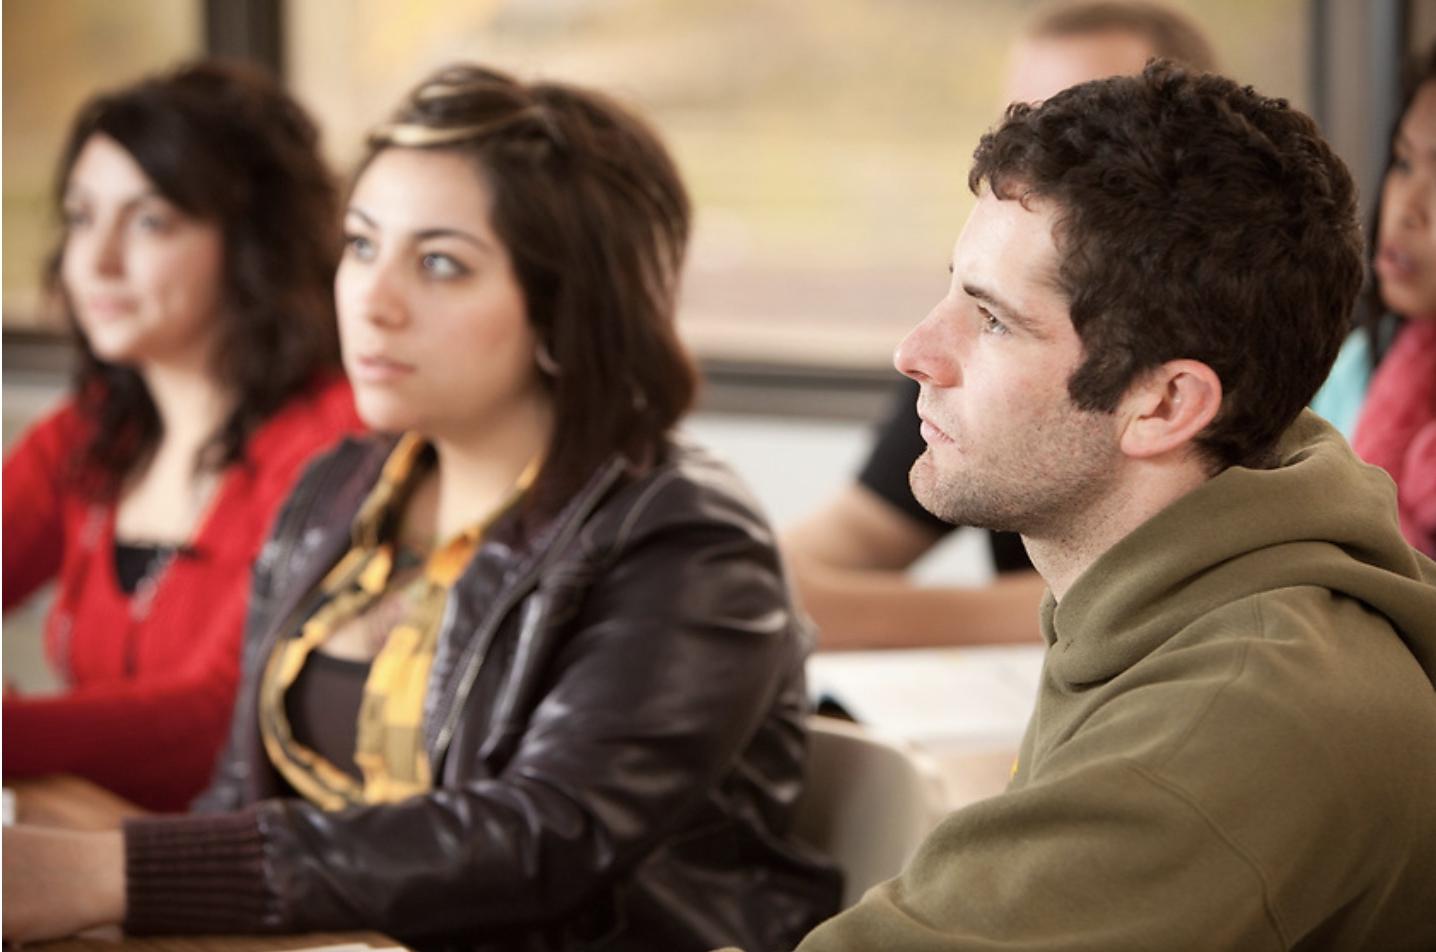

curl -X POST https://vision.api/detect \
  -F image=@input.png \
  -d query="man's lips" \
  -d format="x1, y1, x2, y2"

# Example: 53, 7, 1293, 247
917, 411, 955, 445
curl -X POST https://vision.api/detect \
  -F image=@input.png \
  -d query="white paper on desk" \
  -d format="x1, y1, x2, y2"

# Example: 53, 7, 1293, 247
806, 645, 1046, 751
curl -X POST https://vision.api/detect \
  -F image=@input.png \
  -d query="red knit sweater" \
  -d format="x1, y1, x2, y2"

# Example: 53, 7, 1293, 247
3, 376, 361, 811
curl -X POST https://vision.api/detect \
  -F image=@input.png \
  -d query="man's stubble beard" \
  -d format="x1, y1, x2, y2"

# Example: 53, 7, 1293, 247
908, 407, 1122, 540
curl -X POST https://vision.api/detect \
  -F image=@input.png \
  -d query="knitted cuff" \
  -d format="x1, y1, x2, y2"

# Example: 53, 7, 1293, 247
123, 807, 272, 935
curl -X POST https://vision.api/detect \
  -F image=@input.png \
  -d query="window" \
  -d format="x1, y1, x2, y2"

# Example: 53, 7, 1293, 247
2, 0, 1314, 367
287, 0, 1308, 371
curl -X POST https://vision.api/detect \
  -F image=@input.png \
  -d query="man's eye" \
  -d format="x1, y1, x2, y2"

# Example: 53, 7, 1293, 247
978, 306, 1009, 336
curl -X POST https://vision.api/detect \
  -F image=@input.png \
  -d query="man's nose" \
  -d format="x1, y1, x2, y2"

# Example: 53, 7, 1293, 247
895, 304, 961, 388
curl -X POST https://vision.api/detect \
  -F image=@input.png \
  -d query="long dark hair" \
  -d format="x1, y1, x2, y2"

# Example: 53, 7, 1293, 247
1361, 41, 1436, 365
357, 63, 697, 519
51, 59, 342, 496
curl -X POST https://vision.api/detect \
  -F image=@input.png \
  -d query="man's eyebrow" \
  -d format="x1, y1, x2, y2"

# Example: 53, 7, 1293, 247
962, 281, 1045, 336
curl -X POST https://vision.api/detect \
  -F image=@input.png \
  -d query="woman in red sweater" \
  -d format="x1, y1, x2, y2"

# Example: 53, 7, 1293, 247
2, 62, 361, 811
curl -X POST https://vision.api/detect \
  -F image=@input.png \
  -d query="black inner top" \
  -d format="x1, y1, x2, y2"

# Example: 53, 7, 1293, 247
113, 541, 172, 595
284, 651, 372, 782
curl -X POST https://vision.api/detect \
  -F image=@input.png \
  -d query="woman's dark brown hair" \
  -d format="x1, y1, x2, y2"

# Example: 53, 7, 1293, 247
51, 59, 341, 495
357, 63, 697, 518
1361, 40, 1436, 364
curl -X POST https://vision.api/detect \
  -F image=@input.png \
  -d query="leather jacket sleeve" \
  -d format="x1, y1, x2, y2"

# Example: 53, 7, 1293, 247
127, 464, 815, 945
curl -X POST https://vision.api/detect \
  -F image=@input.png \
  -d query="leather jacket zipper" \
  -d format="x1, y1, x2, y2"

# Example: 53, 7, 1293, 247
430, 456, 629, 763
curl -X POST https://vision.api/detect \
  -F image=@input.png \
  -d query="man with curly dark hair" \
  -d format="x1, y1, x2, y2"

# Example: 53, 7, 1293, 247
784, 0, 1218, 652
761, 62, 1436, 951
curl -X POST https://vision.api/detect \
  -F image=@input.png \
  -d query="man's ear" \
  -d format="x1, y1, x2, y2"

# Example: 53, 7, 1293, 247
1118, 359, 1222, 460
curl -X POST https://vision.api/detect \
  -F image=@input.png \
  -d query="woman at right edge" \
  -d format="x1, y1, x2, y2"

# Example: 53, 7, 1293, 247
1311, 40, 1436, 557
4, 63, 841, 952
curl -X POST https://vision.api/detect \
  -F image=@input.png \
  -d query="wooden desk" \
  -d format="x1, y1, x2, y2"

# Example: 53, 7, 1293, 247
807, 645, 1041, 811
31, 931, 404, 952
932, 745, 1018, 810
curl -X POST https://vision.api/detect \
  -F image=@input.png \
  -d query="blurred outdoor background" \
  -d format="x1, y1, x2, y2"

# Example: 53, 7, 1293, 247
5, 0, 1316, 367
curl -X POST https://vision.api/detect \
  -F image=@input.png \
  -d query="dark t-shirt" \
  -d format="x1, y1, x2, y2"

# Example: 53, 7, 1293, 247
856, 376, 1033, 575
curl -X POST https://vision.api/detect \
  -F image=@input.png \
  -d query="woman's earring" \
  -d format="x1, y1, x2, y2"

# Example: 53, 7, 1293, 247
536, 340, 561, 377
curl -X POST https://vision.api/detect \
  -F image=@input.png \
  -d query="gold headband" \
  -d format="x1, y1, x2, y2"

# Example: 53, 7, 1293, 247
414, 78, 495, 102
368, 105, 556, 149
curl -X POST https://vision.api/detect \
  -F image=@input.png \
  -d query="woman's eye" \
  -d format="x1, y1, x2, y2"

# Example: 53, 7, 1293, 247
62, 206, 90, 229
136, 213, 172, 233
344, 233, 376, 260
421, 252, 466, 279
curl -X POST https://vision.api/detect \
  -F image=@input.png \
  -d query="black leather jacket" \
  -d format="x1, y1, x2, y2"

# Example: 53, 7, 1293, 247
125, 434, 841, 951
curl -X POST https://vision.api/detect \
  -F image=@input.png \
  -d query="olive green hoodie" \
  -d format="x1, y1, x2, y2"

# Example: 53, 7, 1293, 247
793, 412, 1436, 951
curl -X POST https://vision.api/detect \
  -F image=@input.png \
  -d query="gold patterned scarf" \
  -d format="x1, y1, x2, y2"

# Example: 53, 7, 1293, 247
257, 434, 535, 809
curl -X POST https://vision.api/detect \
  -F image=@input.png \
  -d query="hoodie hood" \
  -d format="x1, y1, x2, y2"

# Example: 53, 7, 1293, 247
1044, 410, 1436, 688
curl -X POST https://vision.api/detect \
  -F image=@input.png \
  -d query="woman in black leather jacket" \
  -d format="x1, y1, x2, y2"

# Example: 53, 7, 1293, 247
4, 63, 841, 952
